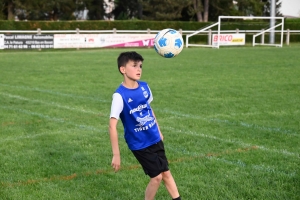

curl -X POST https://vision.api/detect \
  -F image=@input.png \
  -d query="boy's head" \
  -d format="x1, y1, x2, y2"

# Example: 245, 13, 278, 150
117, 51, 144, 75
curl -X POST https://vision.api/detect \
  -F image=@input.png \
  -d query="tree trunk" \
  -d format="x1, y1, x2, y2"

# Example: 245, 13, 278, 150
203, 0, 209, 22
7, 1, 14, 20
137, 0, 143, 19
193, 0, 203, 22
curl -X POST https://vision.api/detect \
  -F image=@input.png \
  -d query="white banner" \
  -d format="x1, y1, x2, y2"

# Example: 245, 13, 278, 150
54, 34, 156, 49
0, 34, 4, 49
212, 34, 245, 46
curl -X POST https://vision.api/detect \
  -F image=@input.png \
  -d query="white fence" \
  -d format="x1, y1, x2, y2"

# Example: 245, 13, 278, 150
0, 28, 299, 50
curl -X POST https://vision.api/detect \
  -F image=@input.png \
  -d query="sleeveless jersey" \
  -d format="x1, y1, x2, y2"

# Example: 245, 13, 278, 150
114, 81, 161, 150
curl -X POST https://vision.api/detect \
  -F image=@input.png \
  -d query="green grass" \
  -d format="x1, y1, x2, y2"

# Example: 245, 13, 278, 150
0, 45, 299, 200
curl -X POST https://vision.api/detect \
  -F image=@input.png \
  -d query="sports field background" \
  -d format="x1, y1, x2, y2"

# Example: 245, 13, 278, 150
0, 45, 299, 199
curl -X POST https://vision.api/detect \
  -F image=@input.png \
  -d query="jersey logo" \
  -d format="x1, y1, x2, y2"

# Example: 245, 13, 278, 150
128, 98, 133, 103
143, 91, 148, 98
136, 111, 154, 127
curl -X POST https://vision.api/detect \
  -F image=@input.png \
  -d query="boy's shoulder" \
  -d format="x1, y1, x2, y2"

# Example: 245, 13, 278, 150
138, 80, 148, 87
114, 81, 150, 96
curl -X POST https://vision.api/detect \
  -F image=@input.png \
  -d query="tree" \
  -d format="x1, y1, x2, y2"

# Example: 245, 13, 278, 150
0, 0, 94, 21
208, 0, 238, 21
113, 0, 190, 21
261, 0, 282, 16
233, 0, 281, 17
0, 0, 16, 20
112, 0, 140, 20
182, 0, 210, 22
87, 0, 105, 20
142, 0, 190, 20
0, 0, 4, 19
234, 0, 265, 16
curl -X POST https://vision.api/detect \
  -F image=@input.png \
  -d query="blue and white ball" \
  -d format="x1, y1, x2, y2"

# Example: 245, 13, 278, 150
154, 28, 184, 58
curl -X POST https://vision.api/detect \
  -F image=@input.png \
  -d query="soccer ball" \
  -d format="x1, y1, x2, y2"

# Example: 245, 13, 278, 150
154, 28, 184, 58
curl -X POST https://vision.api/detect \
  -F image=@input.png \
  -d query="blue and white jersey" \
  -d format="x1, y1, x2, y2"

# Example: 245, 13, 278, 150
110, 81, 161, 150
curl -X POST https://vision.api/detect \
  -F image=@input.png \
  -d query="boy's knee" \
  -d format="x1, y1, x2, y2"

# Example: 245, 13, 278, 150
151, 173, 163, 183
162, 170, 172, 179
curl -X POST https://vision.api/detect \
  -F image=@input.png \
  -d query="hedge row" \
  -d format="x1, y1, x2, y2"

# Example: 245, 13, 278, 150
0, 20, 299, 31
0, 20, 210, 31
0, 20, 299, 42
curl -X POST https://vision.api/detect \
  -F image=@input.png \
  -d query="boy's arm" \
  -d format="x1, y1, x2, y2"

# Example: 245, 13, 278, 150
152, 110, 164, 141
109, 117, 121, 172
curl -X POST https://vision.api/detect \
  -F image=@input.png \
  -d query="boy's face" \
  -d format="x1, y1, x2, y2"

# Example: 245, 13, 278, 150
120, 60, 143, 81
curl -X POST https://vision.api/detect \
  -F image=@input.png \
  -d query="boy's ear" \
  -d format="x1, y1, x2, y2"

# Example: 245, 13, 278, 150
120, 66, 125, 74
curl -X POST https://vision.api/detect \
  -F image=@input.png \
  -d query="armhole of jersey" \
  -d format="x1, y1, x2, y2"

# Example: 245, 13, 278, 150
110, 93, 123, 119
147, 84, 153, 104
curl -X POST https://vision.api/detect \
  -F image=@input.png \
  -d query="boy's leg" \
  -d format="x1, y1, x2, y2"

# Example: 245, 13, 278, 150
145, 173, 163, 200
161, 170, 180, 199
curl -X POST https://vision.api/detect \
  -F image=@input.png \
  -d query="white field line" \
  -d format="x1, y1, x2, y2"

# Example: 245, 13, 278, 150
211, 157, 296, 178
0, 129, 74, 143
1, 84, 298, 157
161, 109, 299, 136
1, 105, 298, 177
2, 83, 298, 136
0, 92, 103, 115
0, 106, 107, 134
166, 145, 297, 177
162, 126, 298, 157
0, 83, 109, 103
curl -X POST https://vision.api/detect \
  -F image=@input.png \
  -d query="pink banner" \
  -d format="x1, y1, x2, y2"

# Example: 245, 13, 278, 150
54, 34, 156, 49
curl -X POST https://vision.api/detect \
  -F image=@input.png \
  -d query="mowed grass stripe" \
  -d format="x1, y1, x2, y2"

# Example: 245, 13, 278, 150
0, 83, 109, 103
0, 146, 259, 187
1, 83, 296, 136
0, 92, 103, 115
1, 145, 296, 189
0, 106, 107, 133
1, 88, 297, 157
160, 109, 298, 136
162, 126, 298, 157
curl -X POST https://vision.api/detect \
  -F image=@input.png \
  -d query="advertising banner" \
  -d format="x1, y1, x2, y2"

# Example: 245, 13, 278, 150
212, 34, 245, 46
54, 34, 156, 49
0, 34, 4, 49
4, 34, 54, 49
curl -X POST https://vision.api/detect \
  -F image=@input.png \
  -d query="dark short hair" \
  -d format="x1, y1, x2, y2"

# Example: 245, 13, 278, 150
117, 51, 144, 74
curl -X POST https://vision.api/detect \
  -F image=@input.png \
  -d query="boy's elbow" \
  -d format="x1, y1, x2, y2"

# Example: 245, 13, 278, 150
109, 118, 118, 133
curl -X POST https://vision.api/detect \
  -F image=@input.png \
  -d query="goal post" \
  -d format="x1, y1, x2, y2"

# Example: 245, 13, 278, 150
186, 22, 219, 48
186, 16, 285, 48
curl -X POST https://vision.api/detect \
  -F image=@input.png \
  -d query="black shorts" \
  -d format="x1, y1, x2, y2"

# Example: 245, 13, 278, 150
132, 140, 169, 178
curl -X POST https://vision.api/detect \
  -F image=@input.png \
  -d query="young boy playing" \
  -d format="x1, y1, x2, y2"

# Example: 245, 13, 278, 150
109, 51, 181, 200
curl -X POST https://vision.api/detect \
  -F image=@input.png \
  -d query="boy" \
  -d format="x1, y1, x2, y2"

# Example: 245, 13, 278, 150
109, 51, 181, 200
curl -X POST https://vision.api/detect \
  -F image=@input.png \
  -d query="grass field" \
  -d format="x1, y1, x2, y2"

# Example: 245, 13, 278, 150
0, 45, 299, 200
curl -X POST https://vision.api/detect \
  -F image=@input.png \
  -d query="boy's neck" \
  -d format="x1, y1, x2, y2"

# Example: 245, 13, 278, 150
122, 80, 139, 89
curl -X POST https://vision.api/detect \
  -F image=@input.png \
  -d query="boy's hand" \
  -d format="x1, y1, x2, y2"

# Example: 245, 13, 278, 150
111, 154, 121, 172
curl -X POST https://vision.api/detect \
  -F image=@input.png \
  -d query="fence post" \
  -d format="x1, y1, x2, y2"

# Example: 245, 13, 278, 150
236, 28, 239, 33
179, 29, 182, 35
37, 28, 41, 51
286, 29, 290, 45
208, 29, 212, 45
261, 29, 265, 44
147, 28, 151, 48
113, 28, 116, 34
76, 28, 80, 50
